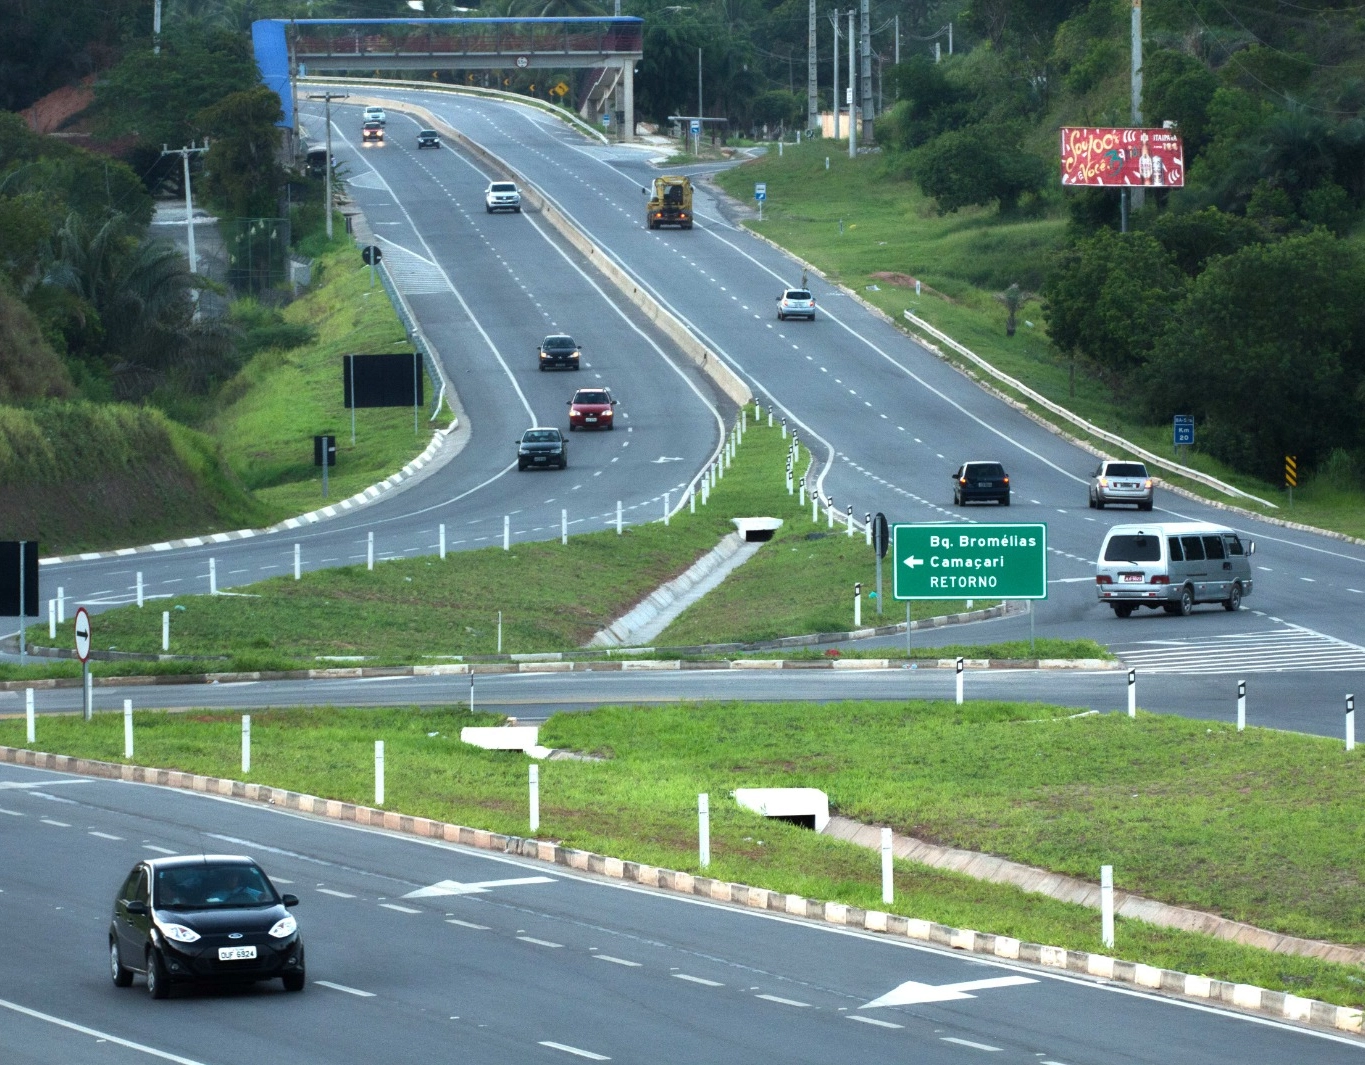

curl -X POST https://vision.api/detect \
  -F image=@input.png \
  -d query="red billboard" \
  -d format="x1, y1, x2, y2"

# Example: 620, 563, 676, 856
1060, 127, 1185, 188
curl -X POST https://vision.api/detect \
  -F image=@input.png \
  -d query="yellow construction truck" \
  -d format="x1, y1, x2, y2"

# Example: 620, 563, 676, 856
644, 175, 693, 229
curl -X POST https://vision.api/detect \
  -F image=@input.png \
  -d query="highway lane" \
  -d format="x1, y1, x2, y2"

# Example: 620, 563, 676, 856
5, 102, 730, 636
4, 663, 1357, 740
357, 86, 1365, 668
3, 759, 1359, 1063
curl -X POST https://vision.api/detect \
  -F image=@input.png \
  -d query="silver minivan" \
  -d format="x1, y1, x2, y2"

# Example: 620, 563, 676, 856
1096, 522, 1254, 617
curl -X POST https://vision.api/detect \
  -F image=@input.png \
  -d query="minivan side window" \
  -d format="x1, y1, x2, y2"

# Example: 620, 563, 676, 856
1167, 537, 1183, 562
1180, 535, 1206, 561
1226, 535, 1244, 555
1203, 535, 1226, 560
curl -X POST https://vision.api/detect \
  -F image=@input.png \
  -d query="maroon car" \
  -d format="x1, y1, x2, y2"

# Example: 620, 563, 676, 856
567, 387, 617, 431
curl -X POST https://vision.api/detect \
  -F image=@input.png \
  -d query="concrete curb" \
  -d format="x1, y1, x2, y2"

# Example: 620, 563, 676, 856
3, 743, 1358, 1036
0, 654, 1117, 693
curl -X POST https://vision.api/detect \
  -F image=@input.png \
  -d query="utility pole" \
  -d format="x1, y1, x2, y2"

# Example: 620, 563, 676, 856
289, 19, 301, 163
807, 0, 818, 135
153, 0, 162, 55
860, 0, 873, 143
848, 9, 856, 159
894, 14, 900, 66
698, 47, 703, 151
1130, 0, 1145, 214
829, 10, 841, 141
160, 142, 209, 277
308, 92, 348, 240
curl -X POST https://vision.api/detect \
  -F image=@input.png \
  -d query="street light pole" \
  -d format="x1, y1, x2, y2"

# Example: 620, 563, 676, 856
308, 92, 348, 240
697, 47, 703, 154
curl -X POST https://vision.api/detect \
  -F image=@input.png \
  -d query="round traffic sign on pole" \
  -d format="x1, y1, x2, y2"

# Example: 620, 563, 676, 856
74, 606, 91, 663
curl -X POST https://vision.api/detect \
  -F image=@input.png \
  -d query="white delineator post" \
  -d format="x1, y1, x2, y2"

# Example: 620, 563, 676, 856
137, 572, 144, 607
799, 478, 806, 507
439, 523, 447, 559
1348, 694, 1356, 752
561, 509, 568, 545
846, 505, 854, 537
503, 515, 510, 551
616, 501, 623, 535
48, 600, 55, 639
162, 611, 170, 652
1101, 864, 1115, 948
57, 587, 64, 624
865, 513, 872, 547
529, 764, 540, 833
26, 689, 35, 744
1237, 680, 1246, 732
1127, 669, 1137, 718
123, 699, 134, 759
367, 532, 374, 570
242, 714, 251, 774
374, 740, 385, 806
294, 544, 301, 580
664, 491, 670, 526
854, 582, 862, 628
827, 499, 834, 529
689, 487, 696, 514
698, 793, 710, 868
955, 657, 964, 705
209, 557, 217, 594
881, 826, 893, 904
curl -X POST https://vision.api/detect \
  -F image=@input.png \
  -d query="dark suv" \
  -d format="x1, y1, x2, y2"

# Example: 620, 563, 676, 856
538, 334, 581, 371
952, 461, 1011, 506
109, 855, 304, 998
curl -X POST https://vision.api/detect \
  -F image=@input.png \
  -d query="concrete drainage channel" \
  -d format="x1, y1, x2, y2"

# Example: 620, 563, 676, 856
3, 743, 1359, 1037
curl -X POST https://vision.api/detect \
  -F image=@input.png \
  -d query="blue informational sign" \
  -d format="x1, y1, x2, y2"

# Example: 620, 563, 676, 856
1173, 415, 1195, 446
755, 182, 767, 202
690, 120, 700, 135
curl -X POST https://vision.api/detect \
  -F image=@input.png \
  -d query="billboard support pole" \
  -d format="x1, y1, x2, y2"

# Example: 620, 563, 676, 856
1130, 0, 1144, 212
17, 540, 25, 662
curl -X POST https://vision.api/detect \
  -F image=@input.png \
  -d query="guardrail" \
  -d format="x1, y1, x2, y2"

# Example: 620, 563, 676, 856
902, 311, 1278, 510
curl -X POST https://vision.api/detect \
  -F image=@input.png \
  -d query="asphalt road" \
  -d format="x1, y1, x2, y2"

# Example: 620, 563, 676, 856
3, 759, 1359, 1064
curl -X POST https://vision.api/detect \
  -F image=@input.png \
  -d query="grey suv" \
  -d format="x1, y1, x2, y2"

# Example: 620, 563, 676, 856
1089, 460, 1153, 510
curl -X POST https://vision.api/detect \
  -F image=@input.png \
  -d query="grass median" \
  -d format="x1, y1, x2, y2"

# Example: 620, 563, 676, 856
7, 697, 1362, 1008
711, 144, 1365, 540
13, 407, 1058, 671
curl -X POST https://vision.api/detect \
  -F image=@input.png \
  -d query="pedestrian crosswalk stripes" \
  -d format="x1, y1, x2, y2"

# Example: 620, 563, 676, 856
1114, 623, 1365, 675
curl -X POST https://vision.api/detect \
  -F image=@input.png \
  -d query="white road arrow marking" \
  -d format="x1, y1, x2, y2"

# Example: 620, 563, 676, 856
651, 456, 684, 463
861, 974, 1036, 1008
403, 875, 555, 898
903, 555, 924, 569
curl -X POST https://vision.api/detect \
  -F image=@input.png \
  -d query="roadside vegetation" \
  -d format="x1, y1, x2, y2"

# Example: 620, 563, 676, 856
8, 408, 1084, 668
8, 698, 1364, 1008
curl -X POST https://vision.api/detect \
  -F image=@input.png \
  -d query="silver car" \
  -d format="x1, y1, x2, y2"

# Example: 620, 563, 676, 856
1089, 460, 1153, 510
485, 181, 522, 213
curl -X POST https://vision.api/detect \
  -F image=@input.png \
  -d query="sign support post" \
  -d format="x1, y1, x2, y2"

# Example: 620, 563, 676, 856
74, 606, 92, 722
17, 540, 24, 662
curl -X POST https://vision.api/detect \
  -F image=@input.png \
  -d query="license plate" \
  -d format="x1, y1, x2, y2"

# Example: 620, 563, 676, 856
585, 416, 597, 422
1122, 574, 1144, 583
218, 946, 257, 961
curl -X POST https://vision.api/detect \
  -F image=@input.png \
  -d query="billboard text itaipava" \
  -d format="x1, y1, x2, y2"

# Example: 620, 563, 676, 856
1060, 126, 1185, 188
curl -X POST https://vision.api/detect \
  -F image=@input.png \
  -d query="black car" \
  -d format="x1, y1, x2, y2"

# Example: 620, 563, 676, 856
416, 129, 441, 149
109, 855, 305, 998
517, 427, 568, 470
951, 460, 1010, 506
537, 334, 581, 371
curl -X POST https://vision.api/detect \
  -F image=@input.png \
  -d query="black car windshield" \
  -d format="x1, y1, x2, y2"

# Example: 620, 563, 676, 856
785, 291, 812, 300
491, 183, 517, 192
1107, 463, 1148, 478
575, 392, 609, 404
419, 130, 436, 136
544, 336, 575, 348
155, 865, 276, 909
524, 430, 558, 443
1103, 534, 1161, 562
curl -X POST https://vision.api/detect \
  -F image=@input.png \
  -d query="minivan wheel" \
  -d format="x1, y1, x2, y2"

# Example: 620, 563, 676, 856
1177, 586, 1195, 616
1223, 583, 1242, 612
111, 939, 133, 987
146, 949, 170, 999
1112, 604, 1135, 618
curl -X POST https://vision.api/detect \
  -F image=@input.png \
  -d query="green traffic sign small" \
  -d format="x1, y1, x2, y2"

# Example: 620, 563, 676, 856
892, 522, 1048, 600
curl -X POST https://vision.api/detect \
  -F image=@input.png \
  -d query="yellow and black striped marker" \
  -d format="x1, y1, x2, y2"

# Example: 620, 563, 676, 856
1285, 455, 1298, 488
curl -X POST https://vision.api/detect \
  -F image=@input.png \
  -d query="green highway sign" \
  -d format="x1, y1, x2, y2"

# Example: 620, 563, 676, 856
892, 523, 1048, 600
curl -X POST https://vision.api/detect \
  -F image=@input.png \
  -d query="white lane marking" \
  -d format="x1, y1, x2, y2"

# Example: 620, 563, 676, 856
941, 1036, 1002, 1051
0, 807, 22, 816
1301, 577, 1316, 582
593, 955, 641, 967
673, 973, 723, 986
272, 877, 293, 884
538, 1041, 610, 1060
317, 888, 356, 898
0, 996, 213, 1064
143, 845, 175, 854
848, 1015, 903, 1029
863, 974, 1036, 1008
405, 875, 555, 897
1351, 588, 1364, 594
40, 818, 70, 827
315, 980, 376, 997
89, 831, 123, 840
756, 993, 811, 1007
379, 903, 421, 913
446, 918, 490, 930
518, 935, 563, 947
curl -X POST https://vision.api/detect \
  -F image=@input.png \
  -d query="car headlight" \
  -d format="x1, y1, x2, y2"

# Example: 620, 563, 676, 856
268, 915, 297, 939
157, 922, 201, 943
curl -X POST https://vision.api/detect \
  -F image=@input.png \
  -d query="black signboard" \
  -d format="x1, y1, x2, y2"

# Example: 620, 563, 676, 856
343, 353, 423, 409
0, 541, 40, 617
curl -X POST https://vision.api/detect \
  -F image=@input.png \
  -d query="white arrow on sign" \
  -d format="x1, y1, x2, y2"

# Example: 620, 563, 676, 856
903, 555, 924, 569
403, 876, 555, 898
861, 974, 1036, 1008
